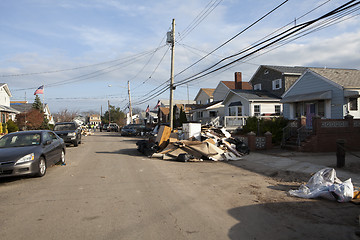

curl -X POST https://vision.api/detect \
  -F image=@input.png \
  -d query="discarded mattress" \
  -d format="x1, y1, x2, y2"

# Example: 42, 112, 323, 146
288, 168, 354, 202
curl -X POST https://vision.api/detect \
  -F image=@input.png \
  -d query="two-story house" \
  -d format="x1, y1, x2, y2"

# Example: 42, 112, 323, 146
249, 65, 308, 97
89, 114, 101, 127
0, 84, 20, 125
192, 72, 252, 126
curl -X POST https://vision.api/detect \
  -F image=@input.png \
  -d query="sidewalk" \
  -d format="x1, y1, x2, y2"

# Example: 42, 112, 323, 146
231, 147, 360, 188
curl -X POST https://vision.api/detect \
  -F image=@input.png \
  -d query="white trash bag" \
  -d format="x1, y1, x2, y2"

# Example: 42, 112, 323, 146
289, 168, 354, 202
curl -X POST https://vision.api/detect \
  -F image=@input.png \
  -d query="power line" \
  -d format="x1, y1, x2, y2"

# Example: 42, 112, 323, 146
131, 0, 360, 106
1, 47, 163, 78
131, 0, 290, 106
11, 45, 166, 92
173, 0, 360, 88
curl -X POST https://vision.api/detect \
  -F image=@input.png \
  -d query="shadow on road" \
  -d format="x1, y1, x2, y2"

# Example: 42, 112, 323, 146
96, 148, 141, 157
227, 200, 358, 239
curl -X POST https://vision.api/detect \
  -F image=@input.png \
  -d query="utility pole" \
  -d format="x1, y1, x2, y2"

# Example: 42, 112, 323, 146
168, 18, 175, 130
108, 100, 111, 124
128, 81, 133, 124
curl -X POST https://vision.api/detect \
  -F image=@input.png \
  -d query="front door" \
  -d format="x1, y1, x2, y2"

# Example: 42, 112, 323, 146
306, 103, 316, 128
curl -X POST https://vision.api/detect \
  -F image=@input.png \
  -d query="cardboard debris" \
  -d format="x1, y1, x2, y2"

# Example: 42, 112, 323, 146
136, 125, 249, 162
156, 125, 171, 150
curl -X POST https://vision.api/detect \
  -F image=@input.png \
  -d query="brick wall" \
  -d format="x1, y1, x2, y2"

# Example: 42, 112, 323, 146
310, 117, 360, 152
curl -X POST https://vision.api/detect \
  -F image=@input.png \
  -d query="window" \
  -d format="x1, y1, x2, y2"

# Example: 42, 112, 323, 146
349, 97, 358, 111
272, 79, 282, 90
264, 69, 269, 75
209, 111, 217, 117
237, 106, 242, 116
254, 84, 261, 90
228, 107, 235, 116
318, 100, 325, 117
275, 105, 281, 114
254, 105, 260, 116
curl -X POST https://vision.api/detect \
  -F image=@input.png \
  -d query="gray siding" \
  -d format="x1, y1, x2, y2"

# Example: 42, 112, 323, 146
285, 71, 344, 118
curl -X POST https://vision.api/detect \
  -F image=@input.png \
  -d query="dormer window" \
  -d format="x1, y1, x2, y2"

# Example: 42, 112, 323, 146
272, 79, 282, 90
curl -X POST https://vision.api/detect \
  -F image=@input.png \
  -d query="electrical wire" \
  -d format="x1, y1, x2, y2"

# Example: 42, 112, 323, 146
131, 0, 360, 105
173, 0, 360, 88
1, 47, 163, 78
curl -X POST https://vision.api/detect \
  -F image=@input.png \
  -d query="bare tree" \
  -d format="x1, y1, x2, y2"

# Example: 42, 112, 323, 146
53, 109, 79, 122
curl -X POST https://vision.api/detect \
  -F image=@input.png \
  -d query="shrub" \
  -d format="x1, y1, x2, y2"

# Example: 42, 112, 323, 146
6, 119, 19, 133
241, 116, 288, 144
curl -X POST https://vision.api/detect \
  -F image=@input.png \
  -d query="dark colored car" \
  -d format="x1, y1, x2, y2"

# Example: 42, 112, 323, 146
54, 122, 81, 147
0, 130, 66, 178
107, 123, 119, 132
120, 125, 137, 136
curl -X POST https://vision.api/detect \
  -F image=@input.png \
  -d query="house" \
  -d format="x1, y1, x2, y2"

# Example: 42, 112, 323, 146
249, 65, 307, 97
194, 88, 215, 104
88, 114, 101, 127
213, 72, 252, 101
11, 101, 55, 125
192, 72, 251, 126
158, 107, 170, 124
281, 68, 360, 126
191, 101, 224, 126
156, 99, 196, 124
222, 89, 282, 130
0, 84, 20, 125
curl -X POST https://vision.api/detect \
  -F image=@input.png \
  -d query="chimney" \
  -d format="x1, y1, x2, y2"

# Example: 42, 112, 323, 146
235, 72, 242, 89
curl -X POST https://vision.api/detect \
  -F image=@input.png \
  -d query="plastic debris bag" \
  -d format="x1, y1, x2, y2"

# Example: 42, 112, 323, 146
289, 168, 354, 202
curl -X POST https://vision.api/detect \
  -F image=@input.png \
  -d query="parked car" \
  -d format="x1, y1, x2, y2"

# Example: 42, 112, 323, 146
53, 122, 81, 147
102, 124, 108, 131
120, 125, 137, 136
0, 130, 66, 178
107, 123, 119, 132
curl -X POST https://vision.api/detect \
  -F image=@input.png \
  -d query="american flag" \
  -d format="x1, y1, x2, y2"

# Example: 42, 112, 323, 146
154, 100, 161, 109
34, 85, 44, 95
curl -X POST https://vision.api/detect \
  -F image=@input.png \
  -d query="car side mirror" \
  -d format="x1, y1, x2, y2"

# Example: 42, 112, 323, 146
44, 140, 52, 145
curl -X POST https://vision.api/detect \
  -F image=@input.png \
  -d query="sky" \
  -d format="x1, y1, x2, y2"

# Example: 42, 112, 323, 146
1, 0, 359, 114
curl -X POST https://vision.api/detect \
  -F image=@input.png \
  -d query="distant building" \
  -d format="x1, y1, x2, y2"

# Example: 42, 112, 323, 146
88, 114, 101, 126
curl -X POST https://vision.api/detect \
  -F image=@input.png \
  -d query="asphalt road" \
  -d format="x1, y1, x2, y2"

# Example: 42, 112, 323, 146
0, 132, 358, 240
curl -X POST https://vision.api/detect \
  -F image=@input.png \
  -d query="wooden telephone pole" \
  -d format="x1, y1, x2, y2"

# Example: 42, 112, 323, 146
168, 19, 175, 130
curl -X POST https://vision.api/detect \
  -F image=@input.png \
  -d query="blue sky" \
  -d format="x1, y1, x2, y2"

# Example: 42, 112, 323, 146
1, 0, 359, 114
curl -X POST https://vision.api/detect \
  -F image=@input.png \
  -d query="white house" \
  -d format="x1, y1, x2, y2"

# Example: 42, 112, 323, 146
194, 88, 214, 104
0, 83, 20, 124
222, 89, 282, 130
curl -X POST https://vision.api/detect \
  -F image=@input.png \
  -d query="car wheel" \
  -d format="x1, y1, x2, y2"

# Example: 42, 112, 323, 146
36, 157, 46, 177
60, 150, 65, 164
73, 140, 78, 147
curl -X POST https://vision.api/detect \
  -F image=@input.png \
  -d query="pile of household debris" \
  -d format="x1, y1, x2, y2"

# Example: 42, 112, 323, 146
136, 125, 249, 162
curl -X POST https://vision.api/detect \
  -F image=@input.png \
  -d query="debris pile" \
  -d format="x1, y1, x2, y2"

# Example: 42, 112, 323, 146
136, 124, 249, 162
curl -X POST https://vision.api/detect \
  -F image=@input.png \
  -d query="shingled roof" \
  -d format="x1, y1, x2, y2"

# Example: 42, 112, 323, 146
309, 68, 360, 88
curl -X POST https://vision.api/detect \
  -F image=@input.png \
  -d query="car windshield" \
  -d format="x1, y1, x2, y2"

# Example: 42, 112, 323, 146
0, 133, 41, 148
54, 123, 76, 131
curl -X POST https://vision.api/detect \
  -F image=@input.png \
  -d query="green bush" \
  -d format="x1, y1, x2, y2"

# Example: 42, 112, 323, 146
240, 116, 288, 144
6, 119, 19, 133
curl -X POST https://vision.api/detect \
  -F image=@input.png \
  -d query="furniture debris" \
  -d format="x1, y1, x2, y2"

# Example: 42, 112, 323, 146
136, 125, 249, 162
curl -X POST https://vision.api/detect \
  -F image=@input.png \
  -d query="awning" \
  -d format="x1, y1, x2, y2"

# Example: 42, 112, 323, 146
344, 90, 360, 97
0, 105, 20, 114
228, 101, 243, 107
281, 90, 332, 103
